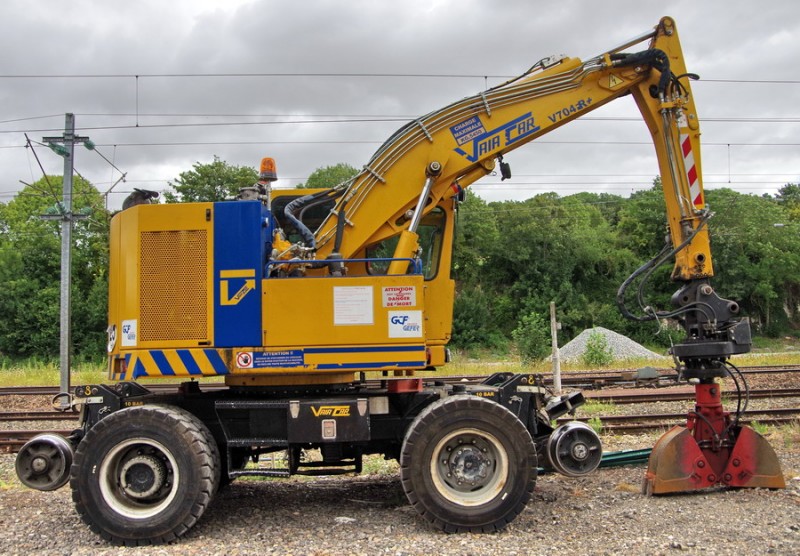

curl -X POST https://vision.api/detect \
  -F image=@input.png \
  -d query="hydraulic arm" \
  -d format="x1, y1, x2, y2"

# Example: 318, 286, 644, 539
294, 16, 784, 493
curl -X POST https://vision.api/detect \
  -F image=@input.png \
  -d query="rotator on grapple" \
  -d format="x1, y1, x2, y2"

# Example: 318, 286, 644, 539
619, 261, 785, 493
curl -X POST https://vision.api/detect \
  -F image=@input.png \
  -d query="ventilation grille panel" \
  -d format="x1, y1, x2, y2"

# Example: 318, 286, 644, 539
140, 230, 208, 342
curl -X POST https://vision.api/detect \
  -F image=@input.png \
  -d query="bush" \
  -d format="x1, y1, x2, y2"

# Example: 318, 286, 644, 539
512, 311, 550, 363
582, 330, 613, 366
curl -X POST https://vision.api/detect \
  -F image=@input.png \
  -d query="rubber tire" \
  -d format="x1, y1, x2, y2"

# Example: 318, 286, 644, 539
70, 405, 220, 546
400, 395, 537, 533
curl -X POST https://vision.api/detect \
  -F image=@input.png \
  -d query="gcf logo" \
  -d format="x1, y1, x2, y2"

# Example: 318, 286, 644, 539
388, 311, 423, 338
120, 319, 137, 347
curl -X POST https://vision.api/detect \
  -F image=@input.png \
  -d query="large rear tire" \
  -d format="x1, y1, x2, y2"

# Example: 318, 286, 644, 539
400, 395, 537, 533
70, 405, 220, 545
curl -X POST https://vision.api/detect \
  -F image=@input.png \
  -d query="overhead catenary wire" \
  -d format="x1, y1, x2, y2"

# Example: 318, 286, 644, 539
0, 72, 797, 83
2, 116, 799, 135
22, 135, 61, 205
0, 72, 796, 205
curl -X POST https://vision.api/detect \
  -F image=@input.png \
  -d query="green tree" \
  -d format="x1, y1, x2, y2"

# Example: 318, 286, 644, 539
775, 183, 800, 221
451, 286, 507, 351
0, 177, 109, 359
297, 163, 358, 189
565, 191, 626, 227
163, 156, 258, 203
452, 191, 500, 286
702, 188, 800, 334
615, 178, 668, 257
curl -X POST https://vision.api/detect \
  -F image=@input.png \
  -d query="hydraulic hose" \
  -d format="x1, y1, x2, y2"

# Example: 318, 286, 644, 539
616, 215, 709, 322
283, 188, 345, 250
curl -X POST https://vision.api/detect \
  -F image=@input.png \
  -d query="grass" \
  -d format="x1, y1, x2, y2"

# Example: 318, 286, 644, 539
750, 420, 769, 436
0, 359, 105, 388
580, 400, 619, 416
587, 417, 603, 435
445, 346, 800, 376
361, 454, 400, 475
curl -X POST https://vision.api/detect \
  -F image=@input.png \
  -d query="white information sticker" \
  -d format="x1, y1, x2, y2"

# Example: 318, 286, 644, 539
121, 319, 138, 347
334, 286, 374, 325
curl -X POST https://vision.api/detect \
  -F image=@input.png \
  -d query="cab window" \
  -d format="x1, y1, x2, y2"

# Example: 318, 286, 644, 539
366, 207, 445, 280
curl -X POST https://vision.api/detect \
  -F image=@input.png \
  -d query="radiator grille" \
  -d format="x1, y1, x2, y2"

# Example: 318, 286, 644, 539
140, 230, 208, 342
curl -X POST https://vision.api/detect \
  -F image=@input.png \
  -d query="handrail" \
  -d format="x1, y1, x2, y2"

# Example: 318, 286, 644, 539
265, 257, 423, 277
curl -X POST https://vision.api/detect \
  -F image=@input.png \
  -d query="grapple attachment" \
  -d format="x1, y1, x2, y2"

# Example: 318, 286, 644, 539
643, 382, 785, 495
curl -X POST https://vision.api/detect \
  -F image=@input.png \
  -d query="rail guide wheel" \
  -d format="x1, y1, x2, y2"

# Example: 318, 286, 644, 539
15, 433, 74, 491
547, 421, 603, 477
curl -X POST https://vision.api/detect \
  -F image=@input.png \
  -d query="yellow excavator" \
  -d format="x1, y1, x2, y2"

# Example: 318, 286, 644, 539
16, 17, 783, 545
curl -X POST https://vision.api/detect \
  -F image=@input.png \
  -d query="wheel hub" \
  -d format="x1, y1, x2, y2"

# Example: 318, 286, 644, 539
448, 445, 492, 486
571, 442, 589, 461
436, 435, 499, 493
31, 456, 49, 474
120, 454, 167, 499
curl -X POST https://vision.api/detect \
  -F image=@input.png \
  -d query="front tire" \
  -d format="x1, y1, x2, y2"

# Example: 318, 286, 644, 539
400, 395, 537, 533
70, 405, 219, 545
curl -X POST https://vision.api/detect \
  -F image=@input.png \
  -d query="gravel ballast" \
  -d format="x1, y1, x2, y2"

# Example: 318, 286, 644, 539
558, 327, 664, 361
1, 430, 798, 555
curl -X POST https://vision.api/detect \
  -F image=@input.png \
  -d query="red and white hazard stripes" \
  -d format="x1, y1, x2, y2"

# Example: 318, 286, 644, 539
680, 133, 703, 209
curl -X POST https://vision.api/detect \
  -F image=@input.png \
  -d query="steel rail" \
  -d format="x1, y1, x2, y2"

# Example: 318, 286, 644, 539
2, 365, 800, 397
585, 387, 800, 404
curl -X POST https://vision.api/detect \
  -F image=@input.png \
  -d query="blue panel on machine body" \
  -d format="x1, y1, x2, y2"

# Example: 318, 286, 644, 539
213, 201, 270, 347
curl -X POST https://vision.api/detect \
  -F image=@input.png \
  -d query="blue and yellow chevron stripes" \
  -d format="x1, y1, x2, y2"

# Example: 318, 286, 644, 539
112, 344, 428, 380
117, 349, 228, 380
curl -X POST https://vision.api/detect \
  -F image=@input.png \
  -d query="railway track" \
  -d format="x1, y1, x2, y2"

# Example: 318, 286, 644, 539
557, 407, 800, 433
0, 429, 73, 454
2, 363, 798, 397
2, 383, 799, 422
586, 386, 800, 404
2, 366, 798, 452
0, 410, 79, 422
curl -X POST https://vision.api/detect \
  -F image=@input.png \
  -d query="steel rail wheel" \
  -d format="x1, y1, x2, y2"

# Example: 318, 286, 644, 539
70, 405, 220, 546
547, 421, 602, 477
400, 395, 537, 533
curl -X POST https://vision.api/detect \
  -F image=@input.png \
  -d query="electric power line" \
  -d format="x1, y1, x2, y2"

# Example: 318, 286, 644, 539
0, 72, 798, 84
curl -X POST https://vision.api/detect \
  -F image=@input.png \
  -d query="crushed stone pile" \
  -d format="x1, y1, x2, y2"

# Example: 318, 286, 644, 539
557, 326, 664, 361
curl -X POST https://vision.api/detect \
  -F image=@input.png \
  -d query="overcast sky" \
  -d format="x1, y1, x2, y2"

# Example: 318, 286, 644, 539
1, 0, 798, 210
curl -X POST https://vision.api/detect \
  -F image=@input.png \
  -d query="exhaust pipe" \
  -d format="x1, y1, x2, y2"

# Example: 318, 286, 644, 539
15, 433, 74, 491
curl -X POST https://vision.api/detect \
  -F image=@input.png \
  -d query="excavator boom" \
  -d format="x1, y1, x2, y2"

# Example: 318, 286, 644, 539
313, 17, 709, 284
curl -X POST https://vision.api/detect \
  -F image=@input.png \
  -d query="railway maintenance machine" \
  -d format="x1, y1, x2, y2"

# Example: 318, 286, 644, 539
16, 17, 784, 545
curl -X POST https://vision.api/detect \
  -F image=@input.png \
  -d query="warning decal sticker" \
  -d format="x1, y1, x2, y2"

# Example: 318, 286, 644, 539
382, 286, 416, 308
